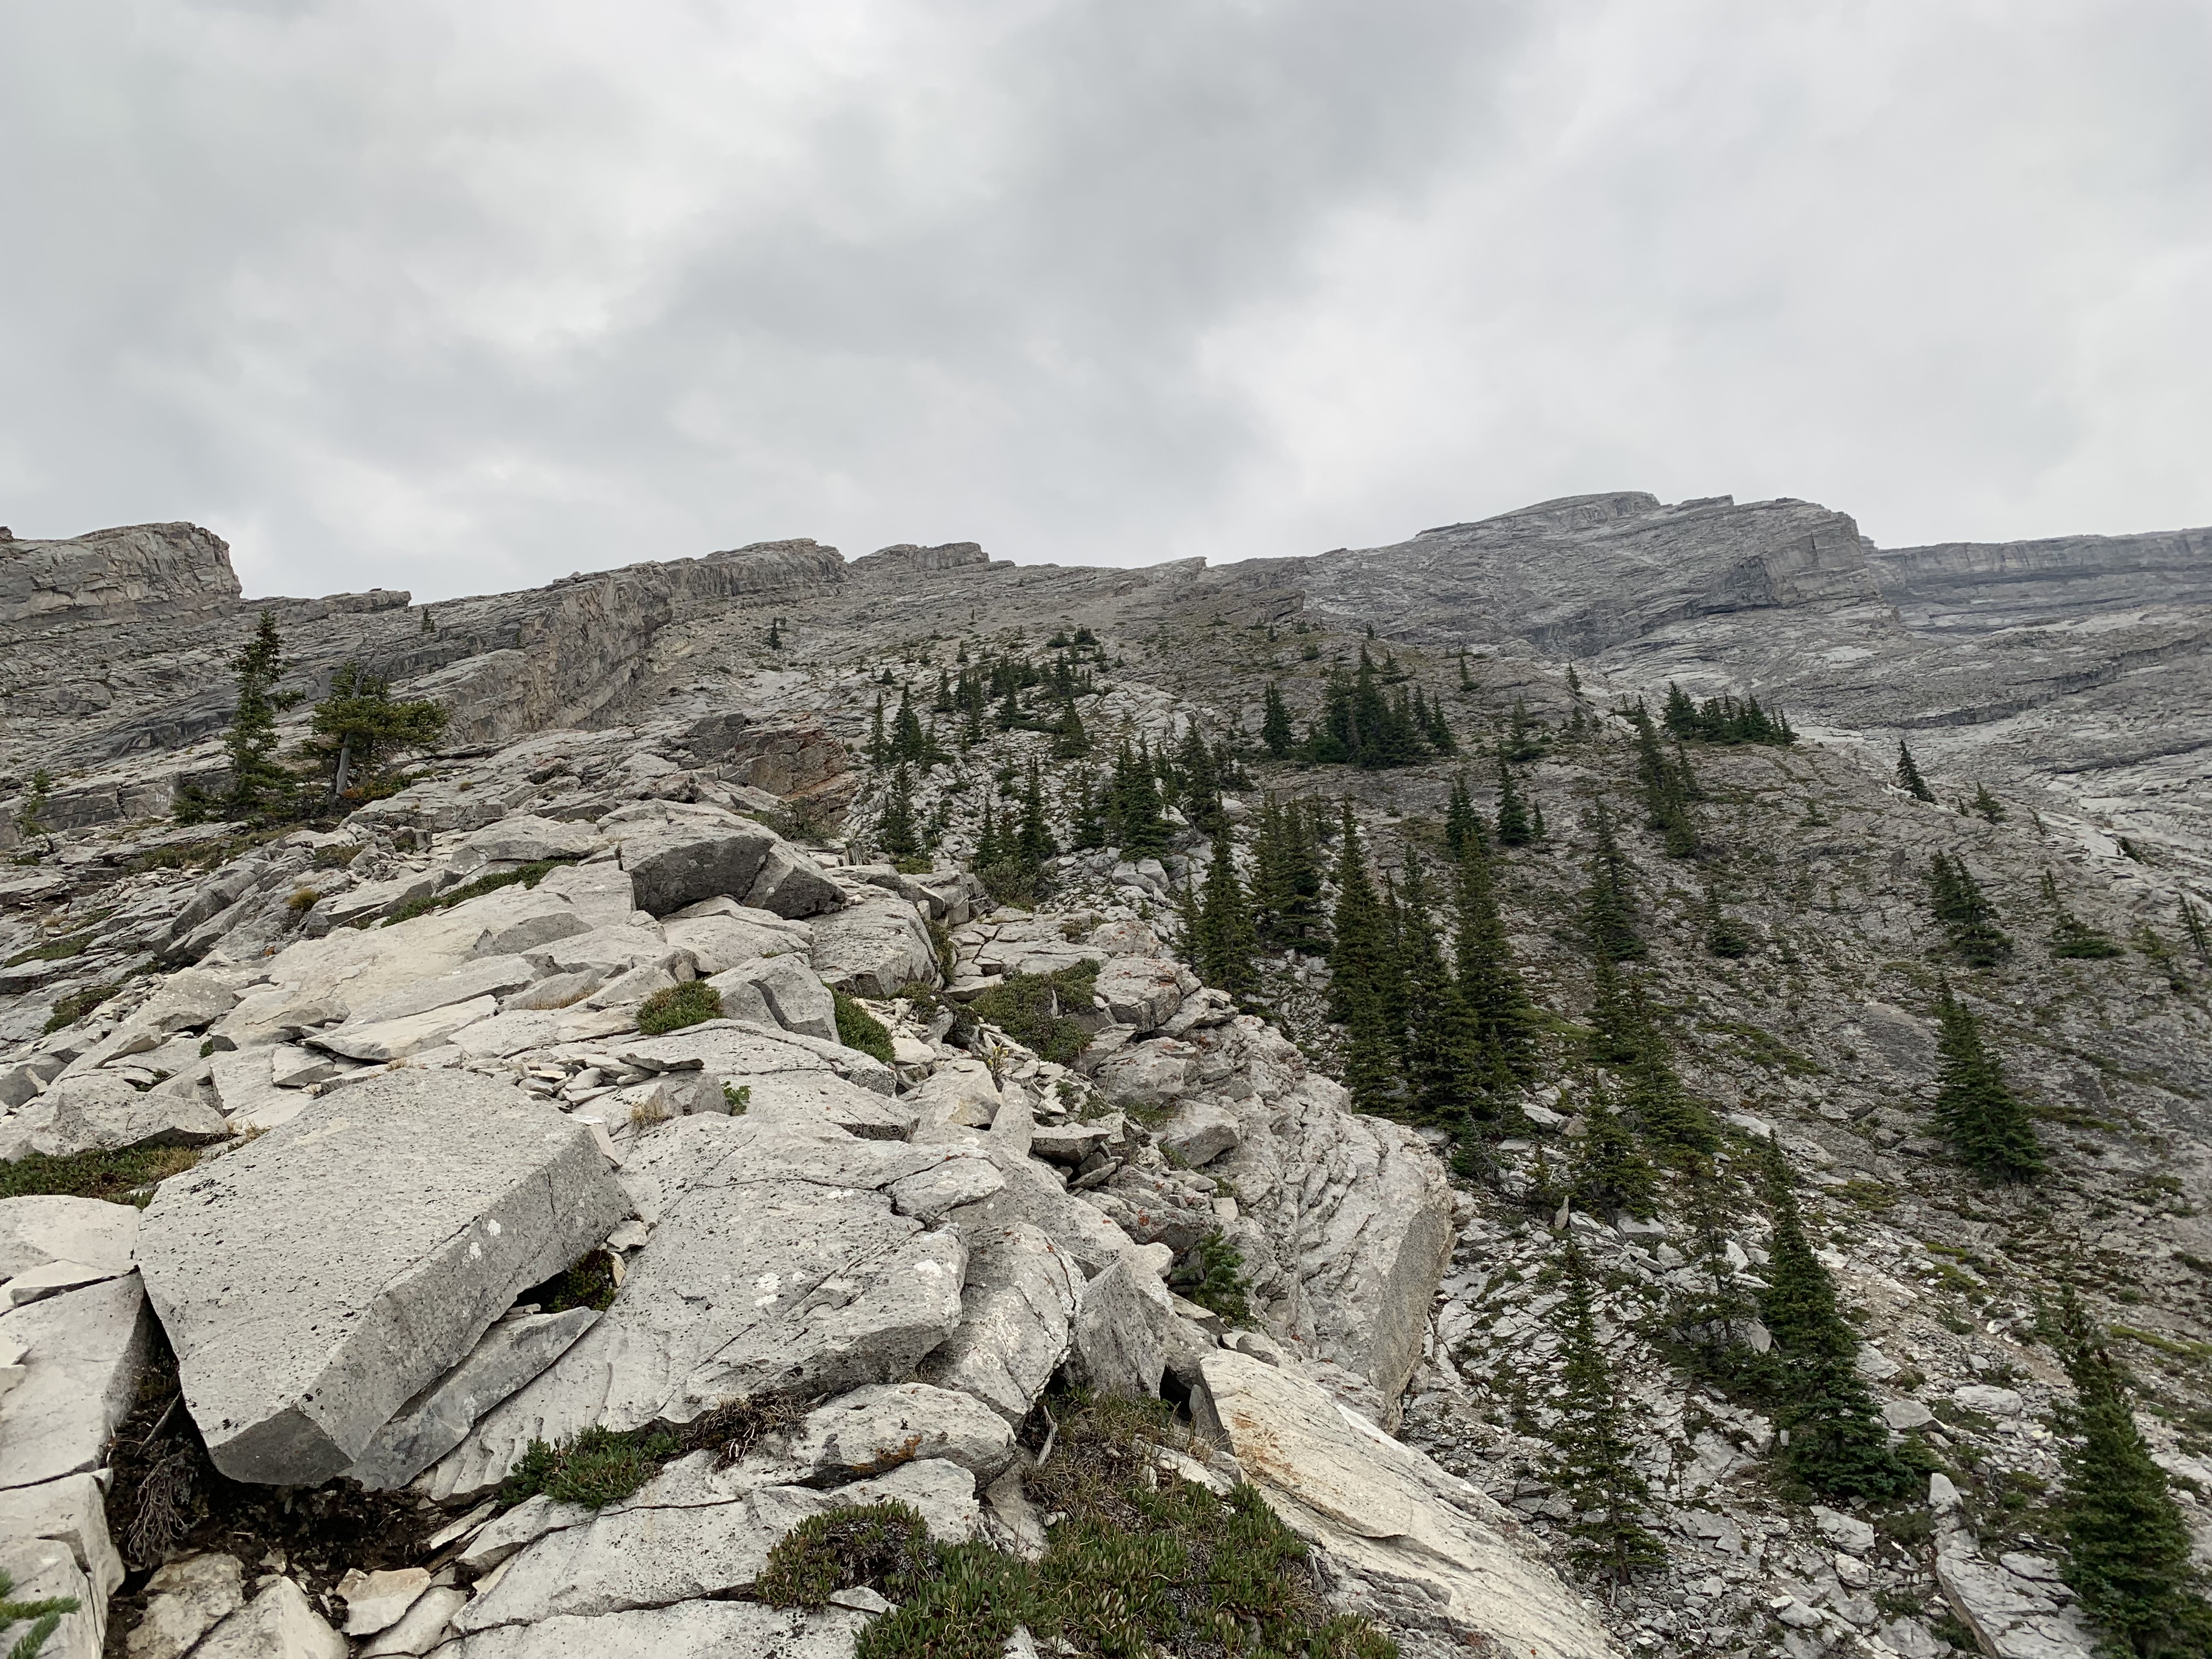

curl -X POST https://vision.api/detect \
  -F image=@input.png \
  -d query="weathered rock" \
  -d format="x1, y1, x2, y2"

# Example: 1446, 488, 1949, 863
193, 1576, 346, 1659
919, 1220, 1081, 1423
663, 909, 813, 974
707, 956, 837, 1041
0, 1071, 227, 1161
0, 1273, 150, 1493
454, 1457, 974, 1633
343, 1307, 599, 1491
0, 1195, 137, 1280
1093, 956, 1187, 1032
451, 815, 604, 870
1068, 1250, 1173, 1398
347, 955, 541, 1026
1194, 1352, 1615, 1657
0, 1536, 99, 1659
307, 995, 500, 1062
947, 1154, 1138, 1279
359, 1585, 466, 1657
336, 1566, 432, 1637
1157, 1098, 1240, 1167
1029, 1114, 1123, 1165
5, 1471, 121, 1623
617, 1022, 911, 1134
613, 812, 777, 917
426, 1600, 865, 1659
1092, 1038, 1196, 1108
126, 1553, 245, 1659
426, 1116, 967, 1497
745, 843, 846, 919
135, 1072, 629, 1484
785, 1382, 1017, 1481
1955, 1383, 2025, 1418
1881, 1397, 1937, 1431
1936, 1543, 2097, 1659
809, 890, 940, 997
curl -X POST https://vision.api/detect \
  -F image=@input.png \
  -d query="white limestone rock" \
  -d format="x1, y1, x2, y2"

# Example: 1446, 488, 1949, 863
707, 956, 837, 1041
0, 1195, 137, 1280
919, 1220, 1081, 1424
193, 1576, 346, 1659
0, 1272, 150, 1494
126, 1553, 245, 1659
135, 1071, 629, 1484
0, 1071, 227, 1162
1068, 1250, 1174, 1399
424, 1600, 865, 1659
809, 890, 941, 997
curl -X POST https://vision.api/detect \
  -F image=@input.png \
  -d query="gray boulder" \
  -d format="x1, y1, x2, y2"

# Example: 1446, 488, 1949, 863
451, 815, 605, 870
135, 1073, 629, 1484
0, 1073, 227, 1163
1068, 1251, 1173, 1398
919, 1220, 1081, 1423
1093, 956, 1187, 1032
0, 1195, 138, 1281
809, 890, 941, 997
744, 844, 845, 919
422, 1601, 864, 1659
1157, 1098, 1240, 1167
424, 1116, 969, 1498
663, 907, 812, 973
0, 1273, 150, 1494
707, 956, 836, 1041
785, 1383, 1017, 1482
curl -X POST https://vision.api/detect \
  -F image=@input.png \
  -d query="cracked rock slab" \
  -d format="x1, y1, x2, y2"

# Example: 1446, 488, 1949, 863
136, 1071, 629, 1485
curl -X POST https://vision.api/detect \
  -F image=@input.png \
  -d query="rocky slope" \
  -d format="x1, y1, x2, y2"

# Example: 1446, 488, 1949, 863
2, 493, 2209, 1659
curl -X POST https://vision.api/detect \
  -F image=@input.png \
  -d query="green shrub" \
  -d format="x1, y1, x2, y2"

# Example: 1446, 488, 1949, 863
525, 1249, 621, 1313
500, 1425, 678, 1509
1171, 1228, 1254, 1327
834, 991, 896, 1064
311, 842, 363, 869
757, 1502, 938, 1609
0, 1145, 200, 1206
637, 980, 722, 1035
723, 1082, 752, 1114
968, 964, 1097, 1066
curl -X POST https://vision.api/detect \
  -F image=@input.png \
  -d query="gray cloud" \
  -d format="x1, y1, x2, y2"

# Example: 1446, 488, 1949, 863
2, 0, 2207, 600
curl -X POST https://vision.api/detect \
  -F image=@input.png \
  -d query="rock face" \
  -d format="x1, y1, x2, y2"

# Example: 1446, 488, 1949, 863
136, 1072, 629, 1483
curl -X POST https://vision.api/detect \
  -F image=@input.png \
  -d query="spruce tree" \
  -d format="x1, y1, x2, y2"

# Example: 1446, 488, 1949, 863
868, 693, 887, 764
2043, 871, 2122, 960
1176, 722, 1223, 835
1504, 697, 1548, 762
1108, 741, 1171, 857
1703, 885, 1754, 957
1630, 704, 1698, 857
1971, 781, 2008, 823
1571, 1086, 1657, 1220
1756, 1138, 1914, 1499
1052, 699, 1091, 759
1928, 851, 2012, 967
1496, 755, 1534, 846
1894, 740, 1936, 802
1615, 982, 1717, 1158
877, 765, 921, 862
1443, 776, 1483, 859
1581, 802, 1644, 961
1327, 805, 1399, 1115
223, 611, 295, 819
1453, 835, 1538, 1087
1931, 980, 2045, 1182
1397, 852, 1489, 1133
1261, 683, 1295, 759
2182, 896, 2212, 968
1252, 795, 1325, 951
1545, 1242, 1668, 1585
1017, 761, 1057, 870
1066, 765, 1105, 850
1674, 1154, 1762, 1387
1584, 954, 1643, 1066
1194, 827, 1259, 996
2050, 1284, 2212, 1657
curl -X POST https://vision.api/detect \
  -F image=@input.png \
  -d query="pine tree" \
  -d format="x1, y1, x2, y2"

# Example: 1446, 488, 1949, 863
975, 796, 1008, 869
304, 663, 447, 799
1017, 761, 1057, 870
1176, 722, 1223, 835
767, 617, 783, 650
1443, 776, 1484, 860
1327, 805, 1399, 1115
1252, 795, 1326, 952
1108, 741, 1171, 857
1971, 781, 2007, 823
1581, 803, 1645, 961
1194, 826, 1259, 996
1894, 740, 1936, 802
1571, 1086, 1657, 1220
1504, 697, 1548, 763
1545, 1242, 1668, 1585
1261, 683, 1295, 759
1584, 954, 1643, 1066
1630, 704, 1698, 857
890, 690, 928, 764
877, 765, 921, 862
1931, 980, 2045, 1182
1397, 852, 1489, 1133
1615, 981, 1717, 1158
223, 611, 295, 819
2050, 1284, 2212, 1657
1496, 755, 1534, 847
1703, 885, 1754, 957
1674, 1154, 1762, 1387
1453, 835, 1538, 1087
1756, 1137, 1914, 1499
1052, 698, 1091, 759
2182, 896, 2212, 968
1928, 851, 2012, 967
1067, 765, 1105, 850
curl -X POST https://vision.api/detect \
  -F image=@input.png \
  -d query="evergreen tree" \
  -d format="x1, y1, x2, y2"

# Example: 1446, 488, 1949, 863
2043, 871, 2123, 960
974, 796, 1008, 869
1051, 698, 1091, 759
1703, 885, 1754, 957
1397, 851, 1489, 1133
1629, 703, 1699, 857
877, 765, 921, 862
1327, 805, 1399, 1115
1496, 755, 1534, 847
304, 663, 447, 799
867, 693, 887, 765
767, 617, 783, 650
1546, 1243, 1668, 1585
1261, 683, 1295, 759
1584, 953, 1643, 1066
1107, 741, 1171, 857
1928, 851, 2012, 967
2182, 896, 2212, 968
1017, 761, 1057, 870
1931, 980, 2045, 1182
223, 611, 296, 819
1756, 1138, 1915, 1499
2050, 1284, 2212, 1657
1571, 1086, 1657, 1220
1453, 834, 1538, 1087
1894, 740, 1936, 802
1581, 803, 1645, 961
1176, 722, 1223, 835
1971, 781, 2008, 823
1443, 776, 1484, 860
1673, 1154, 1762, 1387
1504, 697, 1548, 763
1615, 981, 1717, 1158
1251, 795, 1326, 951
1193, 826, 1259, 996
1066, 765, 1105, 850
889, 690, 928, 764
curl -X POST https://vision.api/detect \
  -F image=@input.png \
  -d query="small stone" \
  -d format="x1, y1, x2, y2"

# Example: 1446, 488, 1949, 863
337, 1566, 432, 1635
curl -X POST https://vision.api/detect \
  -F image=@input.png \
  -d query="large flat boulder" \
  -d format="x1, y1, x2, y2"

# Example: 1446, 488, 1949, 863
0, 1195, 138, 1281
0, 1073, 227, 1163
663, 907, 813, 974
0, 1273, 150, 1494
808, 890, 941, 997
1194, 1351, 1616, 1658
424, 1116, 970, 1498
135, 1073, 630, 1485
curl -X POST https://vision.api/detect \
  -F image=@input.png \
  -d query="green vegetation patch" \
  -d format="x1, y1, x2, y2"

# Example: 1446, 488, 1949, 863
0, 1144, 201, 1206
380, 855, 581, 926
500, 1424, 679, 1509
636, 979, 723, 1035
4, 932, 94, 968
968, 962, 1098, 1066
834, 989, 898, 1064
757, 1396, 1394, 1659
1170, 1228, 1254, 1328
42, 980, 126, 1034
523, 1250, 620, 1314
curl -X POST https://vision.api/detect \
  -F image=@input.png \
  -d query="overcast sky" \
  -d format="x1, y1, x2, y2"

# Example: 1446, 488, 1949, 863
3, 1, 2208, 601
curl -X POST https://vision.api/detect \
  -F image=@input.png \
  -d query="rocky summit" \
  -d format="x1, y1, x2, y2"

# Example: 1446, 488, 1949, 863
0, 494, 2208, 1659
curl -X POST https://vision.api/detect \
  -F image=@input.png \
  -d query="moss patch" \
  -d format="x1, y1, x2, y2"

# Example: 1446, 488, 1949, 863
637, 979, 722, 1035
500, 1424, 680, 1509
380, 855, 580, 926
42, 979, 126, 1034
